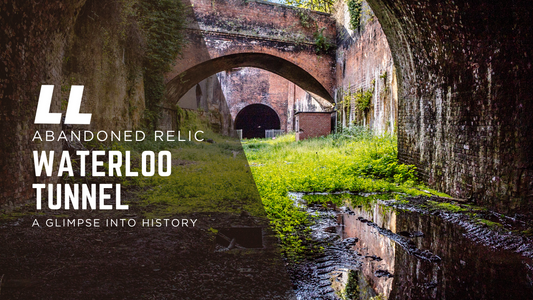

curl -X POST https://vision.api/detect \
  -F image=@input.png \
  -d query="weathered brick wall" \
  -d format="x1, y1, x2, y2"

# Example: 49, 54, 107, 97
295, 112, 332, 141
0, 0, 146, 211
220, 68, 290, 131
366, 0, 533, 213
62, 0, 146, 132
293, 88, 334, 116
164, 0, 337, 111
0, 1, 85, 211
177, 73, 234, 135
334, 0, 397, 135
177, 67, 333, 134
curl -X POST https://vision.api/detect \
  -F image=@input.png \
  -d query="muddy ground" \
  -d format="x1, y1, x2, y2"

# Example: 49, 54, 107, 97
0, 190, 294, 299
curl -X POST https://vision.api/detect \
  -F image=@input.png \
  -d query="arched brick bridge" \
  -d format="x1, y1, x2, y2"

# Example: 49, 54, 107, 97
164, 0, 337, 107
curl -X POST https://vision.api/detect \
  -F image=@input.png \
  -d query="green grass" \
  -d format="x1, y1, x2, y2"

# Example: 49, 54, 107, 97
115, 134, 267, 218
476, 218, 504, 229
426, 200, 469, 213
242, 130, 444, 259
111, 110, 267, 219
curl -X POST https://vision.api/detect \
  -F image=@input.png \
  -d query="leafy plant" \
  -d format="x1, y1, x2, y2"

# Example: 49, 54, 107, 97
339, 85, 373, 128
314, 27, 332, 53
138, 0, 186, 128
347, 0, 363, 30
297, 8, 314, 28
353, 87, 373, 113
283, 0, 335, 13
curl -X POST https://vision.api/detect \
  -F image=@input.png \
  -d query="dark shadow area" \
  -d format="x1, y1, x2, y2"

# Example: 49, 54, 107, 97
235, 104, 281, 139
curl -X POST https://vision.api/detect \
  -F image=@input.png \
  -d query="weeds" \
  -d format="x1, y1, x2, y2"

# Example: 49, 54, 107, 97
426, 200, 468, 213
242, 130, 439, 259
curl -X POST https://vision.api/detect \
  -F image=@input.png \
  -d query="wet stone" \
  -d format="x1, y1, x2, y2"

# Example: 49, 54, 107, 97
287, 191, 533, 299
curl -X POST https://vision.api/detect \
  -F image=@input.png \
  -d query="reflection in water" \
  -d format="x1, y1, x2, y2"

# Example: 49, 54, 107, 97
298, 193, 533, 299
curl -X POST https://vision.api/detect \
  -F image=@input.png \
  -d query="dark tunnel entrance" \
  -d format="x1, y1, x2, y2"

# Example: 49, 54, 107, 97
235, 104, 281, 139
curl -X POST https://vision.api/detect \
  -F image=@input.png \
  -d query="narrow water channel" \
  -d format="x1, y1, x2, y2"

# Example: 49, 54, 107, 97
287, 192, 533, 300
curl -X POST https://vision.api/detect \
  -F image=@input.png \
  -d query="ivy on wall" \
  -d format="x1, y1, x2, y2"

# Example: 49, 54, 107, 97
347, 0, 363, 30
353, 87, 373, 113
138, 0, 186, 128
313, 27, 332, 53
337, 82, 374, 129
295, 8, 332, 53
283, 0, 335, 13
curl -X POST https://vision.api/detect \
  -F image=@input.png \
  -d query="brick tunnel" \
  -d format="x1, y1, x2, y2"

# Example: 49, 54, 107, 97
235, 104, 281, 139
361, 0, 533, 213
166, 53, 334, 104
0, 0, 532, 215
167, 0, 533, 214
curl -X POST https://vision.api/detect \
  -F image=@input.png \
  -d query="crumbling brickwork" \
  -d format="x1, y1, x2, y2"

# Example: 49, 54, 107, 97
0, 0, 146, 211
367, 0, 533, 213
334, 0, 397, 135
164, 0, 337, 114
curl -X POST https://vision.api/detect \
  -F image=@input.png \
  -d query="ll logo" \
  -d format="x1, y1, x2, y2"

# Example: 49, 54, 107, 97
34, 85, 92, 124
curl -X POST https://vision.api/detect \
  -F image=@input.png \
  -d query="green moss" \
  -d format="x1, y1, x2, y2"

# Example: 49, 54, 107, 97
477, 218, 503, 229
462, 204, 488, 212
428, 189, 453, 198
54, 214, 71, 218
0, 211, 29, 221
426, 200, 468, 213
521, 228, 533, 236
138, 0, 186, 128
0, 204, 45, 221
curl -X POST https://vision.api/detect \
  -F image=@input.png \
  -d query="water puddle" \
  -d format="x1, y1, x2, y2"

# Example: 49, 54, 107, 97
287, 192, 533, 299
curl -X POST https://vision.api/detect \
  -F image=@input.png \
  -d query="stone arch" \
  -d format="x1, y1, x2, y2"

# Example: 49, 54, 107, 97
165, 53, 334, 106
355, 0, 533, 212
235, 104, 281, 139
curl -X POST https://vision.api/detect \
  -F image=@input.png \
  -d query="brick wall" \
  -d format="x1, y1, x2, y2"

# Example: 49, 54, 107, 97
221, 68, 290, 131
164, 0, 337, 108
334, 0, 397, 135
177, 67, 334, 134
0, 0, 146, 211
295, 112, 332, 141
366, 0, 533, 214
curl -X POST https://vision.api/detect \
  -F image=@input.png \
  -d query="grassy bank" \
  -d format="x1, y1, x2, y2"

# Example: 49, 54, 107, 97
101, 123, 447, 260
242, 129, 447, 259
112, 130, 266, 219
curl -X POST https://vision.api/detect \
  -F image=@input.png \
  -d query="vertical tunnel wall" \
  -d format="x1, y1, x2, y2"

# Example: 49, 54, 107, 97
334, 0, 398, 135
0, 0, 146, 212
367, 0, 533, 213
